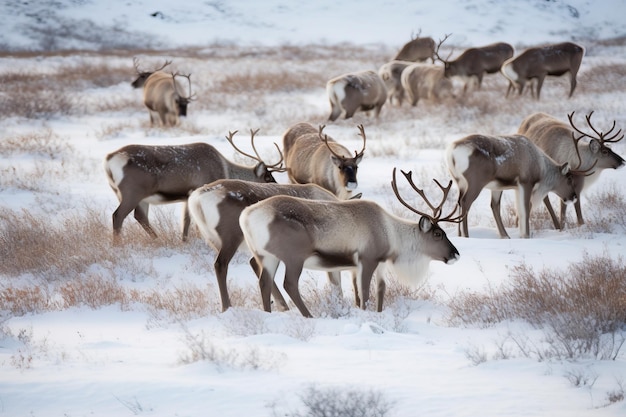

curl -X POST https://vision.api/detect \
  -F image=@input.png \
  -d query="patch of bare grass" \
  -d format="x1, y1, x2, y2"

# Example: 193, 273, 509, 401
446, 251, 626, 360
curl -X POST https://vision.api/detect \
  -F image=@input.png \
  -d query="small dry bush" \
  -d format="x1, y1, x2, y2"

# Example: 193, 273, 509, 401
270, 384, 395, 417
0, 129, 73, 158
446, 252, 626, 360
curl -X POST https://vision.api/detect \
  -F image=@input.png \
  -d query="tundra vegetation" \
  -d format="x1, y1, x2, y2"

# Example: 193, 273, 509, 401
1, 38, 626, 413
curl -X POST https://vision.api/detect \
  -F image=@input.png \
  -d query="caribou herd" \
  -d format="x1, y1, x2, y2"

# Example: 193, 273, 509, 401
107, 34, 623, 317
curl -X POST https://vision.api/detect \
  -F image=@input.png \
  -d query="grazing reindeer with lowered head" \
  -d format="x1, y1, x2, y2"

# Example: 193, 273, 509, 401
434, 36, 514, 94
239, 168, 461, 317
378, 60, 414, 106
500, 42, 585, 99
445, 133, 586, 238
400, 63, 455, 106
104, 129, 285, 242
131, 58, 195, 127
326, 70, 387, 121
518, 111, 624, 228
393, 29, 437, 63
283, 122, 366, 200
188, 179, 357, 312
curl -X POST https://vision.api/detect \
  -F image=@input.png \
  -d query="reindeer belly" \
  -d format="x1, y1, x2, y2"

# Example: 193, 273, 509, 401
303, 251, 358, 271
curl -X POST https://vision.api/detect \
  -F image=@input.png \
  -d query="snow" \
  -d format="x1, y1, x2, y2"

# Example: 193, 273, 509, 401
1, 1, 626, 416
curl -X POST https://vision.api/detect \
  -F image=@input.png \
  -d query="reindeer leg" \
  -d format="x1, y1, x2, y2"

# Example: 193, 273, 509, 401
133, 201, 158, 238
351, 271, 360, 307
256, 255, 280, 313
490, 190, 510, 239
181, 201, 191, 241
250, 256, 288, 311
282, 262, 311, 318
516, 185, 532, 238
375, 270, 386, 313
543, 196, 561, 230
326, 271, 344, 300
573, 198, 584, 225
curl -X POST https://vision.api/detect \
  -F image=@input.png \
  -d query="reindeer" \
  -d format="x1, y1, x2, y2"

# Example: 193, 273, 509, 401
445, 134, 585, 238
500, 42, 585, 99
434, 38, 514, 94
518, 111, 624, 228
393, 30, 437, 63
282, 122, 366, 200
400, 63, 454, 106
326, 70, 387, 121
239, 168, 461, 317
131, 58, 195, 127
188, 179, 358, 312
103, 129, 284, 242
378, 60, 414, 106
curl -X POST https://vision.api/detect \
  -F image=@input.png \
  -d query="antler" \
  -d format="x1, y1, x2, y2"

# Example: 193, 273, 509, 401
132, 58, 172, 74
225, 129, 285, 170
390, 168, 463, 223
568, 110, 624, 145
411, 28, 422, 40
172, 72, 197, 101
318, 125, 366, 161
433, 33, 453, 64
570, 131, 598, 175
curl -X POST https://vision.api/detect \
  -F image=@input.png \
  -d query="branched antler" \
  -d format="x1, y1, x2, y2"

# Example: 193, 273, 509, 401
390, 168, 463, 223
172, 72, 197, 101
225, 129, 285, 170
318, 124, 366, 160
568, 110, 624, 145
433, 33, 453, 64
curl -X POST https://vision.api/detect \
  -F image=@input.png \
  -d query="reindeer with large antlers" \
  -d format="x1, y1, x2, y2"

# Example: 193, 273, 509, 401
282, 122, 366, 200
131, 58, 195, 127
239, 168, 461, 317
518, 111, 624, 228
446, 133, 588, 238
433, 34, 514, 94
104, 129, 285, 242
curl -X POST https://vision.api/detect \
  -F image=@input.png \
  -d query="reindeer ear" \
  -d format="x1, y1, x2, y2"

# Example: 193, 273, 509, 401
354, 154, 363, 165
419, 216, 433, 232
589, 139, 601, 154
254, 162, 268, 177
330, 155, 343, 168
560, 162, 571, 175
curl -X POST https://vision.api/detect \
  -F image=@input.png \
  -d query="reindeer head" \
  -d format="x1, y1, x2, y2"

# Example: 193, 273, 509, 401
391, 168, 462, 263
568, 111, 625, 170
172, 72, 197, 117
318, 124, 366, 191
225, 129, 286, 183
131, 58, 172, 88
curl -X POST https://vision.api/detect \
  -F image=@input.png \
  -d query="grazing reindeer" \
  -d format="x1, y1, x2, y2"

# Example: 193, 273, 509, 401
400, 63, 454, 106
104, 129, 284, 242
378, 60, 414, 106
326, 70, 387, 121
188, 179, 353, 312
518, 111, 624, 228
446, 134, 584, 238
434, 38, 514, 94
501, 42, 585, 99
239, 168, 461, 317
283, 123, 366, 200
394, 30, 437, 63
131, 58, 195, 127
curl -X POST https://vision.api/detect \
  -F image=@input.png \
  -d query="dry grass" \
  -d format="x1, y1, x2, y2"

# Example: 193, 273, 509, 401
446, 251, 626, 359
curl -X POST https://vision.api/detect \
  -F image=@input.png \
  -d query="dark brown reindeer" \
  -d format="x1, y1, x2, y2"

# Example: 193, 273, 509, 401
445, 133, 585, 238
434, 36, 514, 94
283, 123, 366, 200
104, 129, 285, 242
188, 179, 356, 312
518, 111, 624, 228
131, 58, 195, 127
326, 70, 387, 121
500, 42, 585, 99
393, 29, 437, 63
239, 168, 461, 317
